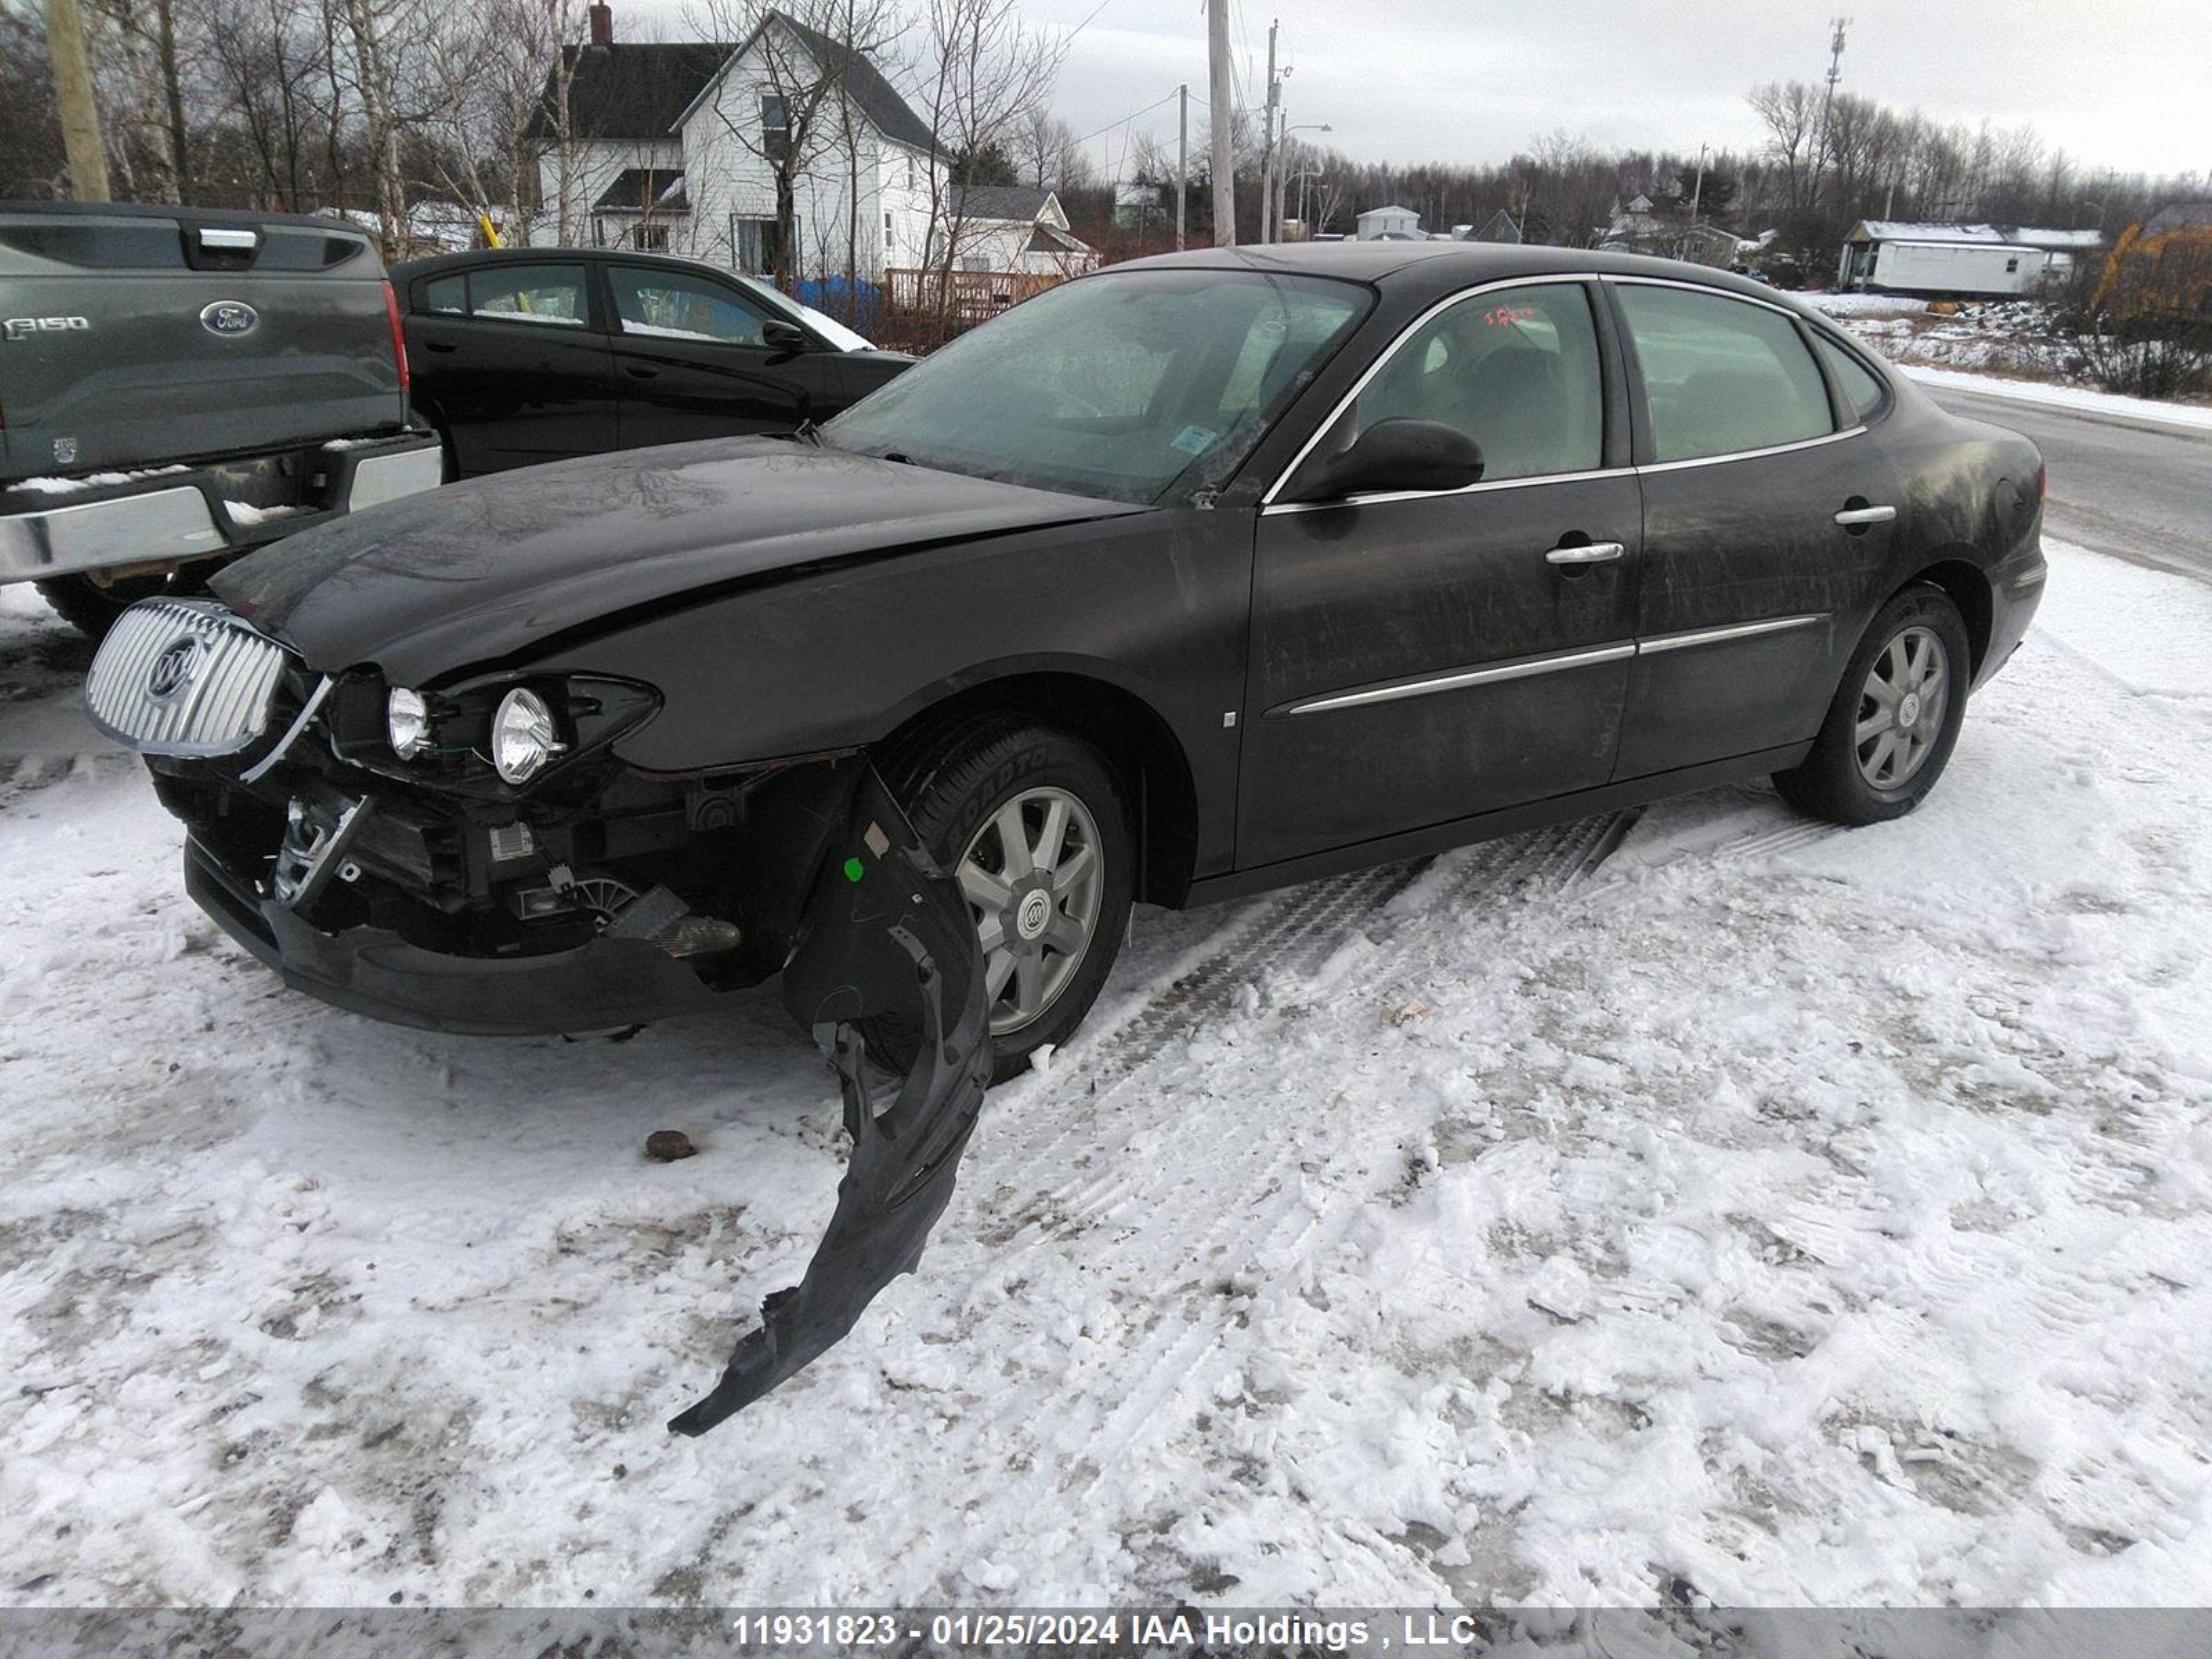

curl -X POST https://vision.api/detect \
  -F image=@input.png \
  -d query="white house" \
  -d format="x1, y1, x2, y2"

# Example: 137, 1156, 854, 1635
940, 187, 1098, 275
1837, 221, 2106, 297
529, 3, 1000, 287
1355, 204, 1421, 241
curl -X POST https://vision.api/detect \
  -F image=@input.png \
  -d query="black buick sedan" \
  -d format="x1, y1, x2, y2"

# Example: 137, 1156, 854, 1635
88, 244, 2045, 1078
391, 247, 913, 477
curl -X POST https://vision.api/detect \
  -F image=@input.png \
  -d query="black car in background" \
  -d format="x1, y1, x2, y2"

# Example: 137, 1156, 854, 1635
391, 248, 914, 478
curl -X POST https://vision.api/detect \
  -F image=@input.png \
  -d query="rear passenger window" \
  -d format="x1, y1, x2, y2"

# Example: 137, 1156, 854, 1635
1335, 281, 1604, 484
424, 274, 466, 314
1813, 332, 1887, 423
467, 264, 588, 327
1616, 284, 1835, 462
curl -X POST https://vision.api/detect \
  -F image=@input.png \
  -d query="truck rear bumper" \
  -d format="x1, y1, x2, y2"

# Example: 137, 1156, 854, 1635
0, 433, 440, 585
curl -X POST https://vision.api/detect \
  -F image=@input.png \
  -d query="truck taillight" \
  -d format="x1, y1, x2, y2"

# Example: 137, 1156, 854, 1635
2036, 461, 2047, 502
382, 279, 409, 395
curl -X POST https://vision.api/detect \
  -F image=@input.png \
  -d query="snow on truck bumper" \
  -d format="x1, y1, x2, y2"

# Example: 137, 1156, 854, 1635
0, 433, 439, 585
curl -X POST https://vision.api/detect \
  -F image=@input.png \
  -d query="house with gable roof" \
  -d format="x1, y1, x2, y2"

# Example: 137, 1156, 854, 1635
532, 1, 1056, 286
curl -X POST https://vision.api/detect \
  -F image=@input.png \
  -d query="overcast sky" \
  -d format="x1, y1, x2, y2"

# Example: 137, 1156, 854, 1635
1018, 0, 2212, 185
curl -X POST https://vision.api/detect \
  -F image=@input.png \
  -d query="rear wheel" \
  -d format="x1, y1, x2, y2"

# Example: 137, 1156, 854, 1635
1774, 584, 1971, 825
866, 719, 1134, 1082
34, 572, 171, 642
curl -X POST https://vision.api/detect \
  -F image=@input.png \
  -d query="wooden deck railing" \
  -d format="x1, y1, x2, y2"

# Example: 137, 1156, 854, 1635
883, 267, 1067, 326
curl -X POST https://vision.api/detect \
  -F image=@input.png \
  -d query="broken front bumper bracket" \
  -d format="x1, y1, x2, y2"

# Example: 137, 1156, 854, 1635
668, 764, 991, 1436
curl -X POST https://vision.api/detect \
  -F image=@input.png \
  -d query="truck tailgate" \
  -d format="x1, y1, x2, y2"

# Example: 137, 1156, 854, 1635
0, 205, 409, 482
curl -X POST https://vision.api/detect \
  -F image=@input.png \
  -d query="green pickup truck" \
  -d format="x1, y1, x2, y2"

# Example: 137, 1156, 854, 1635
1, 200, 440, 637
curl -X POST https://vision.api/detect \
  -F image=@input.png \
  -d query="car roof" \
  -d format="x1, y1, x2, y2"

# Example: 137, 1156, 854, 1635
1107, 241, 1809, 315
389, 245, 757, 283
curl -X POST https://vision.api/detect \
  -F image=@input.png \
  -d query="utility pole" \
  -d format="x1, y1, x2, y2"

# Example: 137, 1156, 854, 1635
1176, 83, 1188, 252
45, 0, 113, 202
1260, 19, 1280, 243
1689, 142, 1708, 224
1208, 0, 1234, 245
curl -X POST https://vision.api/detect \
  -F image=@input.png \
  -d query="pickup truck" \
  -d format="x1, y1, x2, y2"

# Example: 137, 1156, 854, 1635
1, 200, 440, 637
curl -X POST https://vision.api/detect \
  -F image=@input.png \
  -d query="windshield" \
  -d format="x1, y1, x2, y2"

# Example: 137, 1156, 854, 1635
821, 269, 1371, 503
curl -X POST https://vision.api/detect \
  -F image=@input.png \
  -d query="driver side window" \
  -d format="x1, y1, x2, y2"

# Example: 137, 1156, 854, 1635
1339, 282, 1604, 484
608, 267, 772, 347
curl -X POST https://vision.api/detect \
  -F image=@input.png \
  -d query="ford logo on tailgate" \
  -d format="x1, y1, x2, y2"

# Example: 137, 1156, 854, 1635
199, 300, 259, 337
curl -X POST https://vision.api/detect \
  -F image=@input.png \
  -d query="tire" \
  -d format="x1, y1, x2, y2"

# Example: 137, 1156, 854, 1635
1774, 583, 1971, 825
33, 572, 171, 642
865, 718, 1135, 1083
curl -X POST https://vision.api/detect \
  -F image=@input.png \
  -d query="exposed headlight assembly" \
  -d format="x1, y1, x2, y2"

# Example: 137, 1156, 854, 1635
328, 673, 656, 792
491, 687, 565, 784
386, 686, 431, 759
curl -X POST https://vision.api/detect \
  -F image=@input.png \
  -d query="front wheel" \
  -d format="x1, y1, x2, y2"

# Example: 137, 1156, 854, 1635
865, 720, 1134, 1082
1774, 583, 1971, 825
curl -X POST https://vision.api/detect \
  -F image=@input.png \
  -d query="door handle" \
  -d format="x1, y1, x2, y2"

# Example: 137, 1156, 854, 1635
1544, 541, 1626, 565
1833, 504, 1897, 526
625, 364, 659, 379
422, 339, 458, 353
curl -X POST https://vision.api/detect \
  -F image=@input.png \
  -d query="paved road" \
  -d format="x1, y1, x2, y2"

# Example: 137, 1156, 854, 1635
1927, 384, 2212, 584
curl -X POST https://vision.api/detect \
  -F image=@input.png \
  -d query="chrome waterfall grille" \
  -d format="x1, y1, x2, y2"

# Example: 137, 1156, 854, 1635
84, 598, 292, 758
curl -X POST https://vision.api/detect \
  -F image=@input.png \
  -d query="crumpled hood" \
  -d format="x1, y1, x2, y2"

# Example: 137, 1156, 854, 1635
214, 438, 1138, 683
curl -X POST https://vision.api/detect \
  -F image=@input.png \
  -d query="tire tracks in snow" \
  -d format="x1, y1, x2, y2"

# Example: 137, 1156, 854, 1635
862, 810, 1643, 1590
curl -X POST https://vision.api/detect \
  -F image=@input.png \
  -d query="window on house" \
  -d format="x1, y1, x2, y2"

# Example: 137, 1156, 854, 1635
761, 94, 790, 160
632, 223, 671, 251
732, 214, 796, 275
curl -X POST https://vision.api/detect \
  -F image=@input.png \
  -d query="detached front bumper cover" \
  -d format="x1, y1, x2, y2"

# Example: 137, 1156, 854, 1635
669, 764, 991, 1436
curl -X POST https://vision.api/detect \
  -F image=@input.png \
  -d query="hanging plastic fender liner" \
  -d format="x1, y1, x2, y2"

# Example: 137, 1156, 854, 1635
668, 763, 991, 1436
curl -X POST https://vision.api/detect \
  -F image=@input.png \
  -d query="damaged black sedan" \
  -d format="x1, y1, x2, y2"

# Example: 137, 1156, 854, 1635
88, 244, 2047, 1081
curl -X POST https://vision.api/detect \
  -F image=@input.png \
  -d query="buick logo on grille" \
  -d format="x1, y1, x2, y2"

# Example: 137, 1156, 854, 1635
199, 300, 259, 337
147, 636, 203, 700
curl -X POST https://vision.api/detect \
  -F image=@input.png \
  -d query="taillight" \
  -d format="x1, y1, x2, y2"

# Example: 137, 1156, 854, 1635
382, 279, 410, 395
2036, 461, 2047, 502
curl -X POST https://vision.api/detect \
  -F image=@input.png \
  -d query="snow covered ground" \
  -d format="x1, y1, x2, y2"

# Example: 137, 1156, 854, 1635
4, 540, 2212, 1610
1895, 366, 2212, 433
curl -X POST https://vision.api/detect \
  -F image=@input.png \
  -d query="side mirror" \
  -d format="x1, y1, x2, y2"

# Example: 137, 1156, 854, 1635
762, 319, 812, 352
1285, 417, 1483, 503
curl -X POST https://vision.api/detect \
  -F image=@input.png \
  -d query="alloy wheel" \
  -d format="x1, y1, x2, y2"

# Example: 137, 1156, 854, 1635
956, 785, 1105, 1036
1855, 624, 1950, 789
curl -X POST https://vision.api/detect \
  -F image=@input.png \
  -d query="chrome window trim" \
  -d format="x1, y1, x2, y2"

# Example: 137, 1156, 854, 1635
1283, 612, 1830, 717
1637, 612, 1828, 655
1259, 272, 1609, 509
1261, 463, 1633, 516
1595, 270, 1821, 321
1633, 425, 1866, 475
1282, 641, 1636, 716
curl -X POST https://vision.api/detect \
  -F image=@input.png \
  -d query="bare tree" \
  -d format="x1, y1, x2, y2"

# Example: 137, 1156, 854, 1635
1012, 106, 1086, 190
1747, 80, 1820, 212
907, 0, 1062, 330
